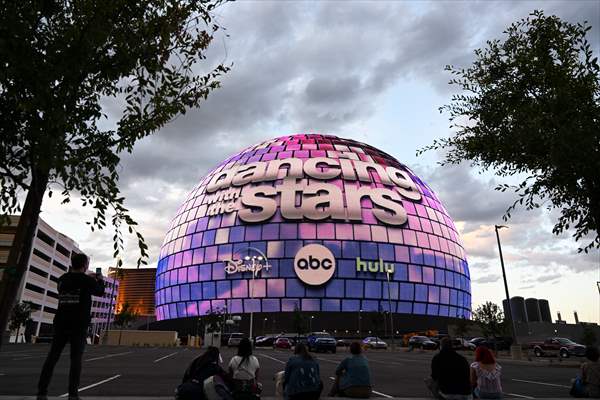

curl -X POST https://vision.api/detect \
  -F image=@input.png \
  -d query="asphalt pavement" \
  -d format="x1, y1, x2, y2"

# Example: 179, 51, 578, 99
0, 344, 580, 398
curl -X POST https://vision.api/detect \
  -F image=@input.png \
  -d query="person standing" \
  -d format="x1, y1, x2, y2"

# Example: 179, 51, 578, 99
429, 337, 472, 400
470, 346, 502, 399
283, 343, 322, 400
328, 341, 372, 397
37, 253, 105, 400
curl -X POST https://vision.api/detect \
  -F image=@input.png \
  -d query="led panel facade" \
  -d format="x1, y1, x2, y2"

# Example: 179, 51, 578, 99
155, 134, 471, 321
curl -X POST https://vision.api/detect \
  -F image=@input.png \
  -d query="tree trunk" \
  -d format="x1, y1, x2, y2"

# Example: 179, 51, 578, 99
0, 168, 49, 350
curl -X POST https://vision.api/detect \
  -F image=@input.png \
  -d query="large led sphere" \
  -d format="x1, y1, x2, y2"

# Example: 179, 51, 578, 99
155, 134, 471, 324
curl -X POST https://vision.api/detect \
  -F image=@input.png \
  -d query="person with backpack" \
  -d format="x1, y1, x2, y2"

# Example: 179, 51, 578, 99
470, 346, 502, 399
37, 253, 105, 400
228, 338, 261, 399
178, 346, 232, 400
571, 346, 600, 398
283, 343, 323, 400
328, 341, 372, 398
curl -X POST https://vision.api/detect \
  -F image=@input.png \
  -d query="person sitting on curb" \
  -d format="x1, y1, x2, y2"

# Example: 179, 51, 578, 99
328, 341, 372, 398
427, 337, 472, 400
228, 338, 262, 399
177, 346, 231, 400
283, 343, 323, 400
470, 346, 502, 399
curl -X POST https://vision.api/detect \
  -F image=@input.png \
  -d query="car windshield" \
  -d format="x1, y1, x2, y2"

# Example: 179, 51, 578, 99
556, 338, 576, 345
312, 333, 331, 338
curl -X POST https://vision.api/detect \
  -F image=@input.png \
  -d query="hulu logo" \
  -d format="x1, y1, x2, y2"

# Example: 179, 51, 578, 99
355, 257, 394, 274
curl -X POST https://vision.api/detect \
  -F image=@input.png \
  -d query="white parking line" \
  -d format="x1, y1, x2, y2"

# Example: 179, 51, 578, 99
85, 351, 132, 362
512, 378, 570, 388
327, 377, 393, 399
506, 393, 535, 399
13, 355, 46, 361
59, 374, 121, 397
257, 353, 286, 364
153, 351, 179, 363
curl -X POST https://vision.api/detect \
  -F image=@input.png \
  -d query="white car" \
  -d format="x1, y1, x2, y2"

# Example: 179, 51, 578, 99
362, 337, 388, 349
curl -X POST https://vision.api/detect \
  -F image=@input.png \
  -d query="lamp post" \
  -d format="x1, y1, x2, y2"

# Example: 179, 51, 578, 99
310, 315, 314, 332
358, 309, 362, 335
241, 246, 269, 342
494, 225, 519, 349
386, 269, 396, 350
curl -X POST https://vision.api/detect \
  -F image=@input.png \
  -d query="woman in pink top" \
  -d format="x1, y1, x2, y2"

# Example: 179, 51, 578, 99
470, 346, 502, 399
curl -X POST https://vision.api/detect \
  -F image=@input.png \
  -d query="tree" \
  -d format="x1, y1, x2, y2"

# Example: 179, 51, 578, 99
114, 302, 139, 345
581, 325, 598, 346
419, 10, 600, 253
292, 304, 306, 335
473, 302, 508, 339
203, 307, 224, 334
9, 301, 32, 343
452, 316, 471, 339
0, 0, 231, 346
370, 307, 385, 337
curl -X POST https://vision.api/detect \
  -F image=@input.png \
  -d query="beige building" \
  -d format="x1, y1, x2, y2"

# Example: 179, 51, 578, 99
1, 216, 118, 339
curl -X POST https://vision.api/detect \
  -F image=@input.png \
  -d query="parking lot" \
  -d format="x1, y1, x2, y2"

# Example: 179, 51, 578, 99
0, 344, 578, 398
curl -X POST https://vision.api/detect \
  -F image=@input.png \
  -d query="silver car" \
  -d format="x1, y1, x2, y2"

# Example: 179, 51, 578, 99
227, 333, 245, 347
362, 336, 388, 349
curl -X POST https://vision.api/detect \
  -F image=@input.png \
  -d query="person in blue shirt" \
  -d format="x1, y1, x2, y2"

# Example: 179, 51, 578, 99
329, 341, 372, 398
283, 343, 323, 400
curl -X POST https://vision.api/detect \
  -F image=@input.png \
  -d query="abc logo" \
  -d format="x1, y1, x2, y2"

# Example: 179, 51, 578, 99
294, 244, 336, 286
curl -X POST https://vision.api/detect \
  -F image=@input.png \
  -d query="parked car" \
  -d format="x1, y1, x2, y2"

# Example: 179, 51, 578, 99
255, 336, 276, 347
337, 338, 351, 347
529, 337, 586, 358
429, 334, 449, 346
307, 332, 337, 353
273, 337, 293, 349
362, 337, 388, 349
408, 335, 438, 350
469, 337, 512, 351
227, 332, 246, 347
454, 338, 475, 350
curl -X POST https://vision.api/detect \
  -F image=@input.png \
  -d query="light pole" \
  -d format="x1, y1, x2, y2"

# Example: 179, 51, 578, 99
310, 315, 314, 332
386, 269, 395, 350
495, 225, 518, 347
241, 246, 269, 342
263, 317, 267, 335
358, 309, 362, 336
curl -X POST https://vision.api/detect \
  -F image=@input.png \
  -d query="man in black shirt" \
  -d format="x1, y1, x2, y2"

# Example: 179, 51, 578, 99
37, 253, 105, 400
430, 337, 472, 399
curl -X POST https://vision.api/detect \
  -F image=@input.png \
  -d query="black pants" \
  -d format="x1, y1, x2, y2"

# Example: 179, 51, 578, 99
37, 330, 87, 396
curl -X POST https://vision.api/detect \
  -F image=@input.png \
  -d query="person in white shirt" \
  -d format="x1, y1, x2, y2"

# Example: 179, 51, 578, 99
228, 338, 261, 397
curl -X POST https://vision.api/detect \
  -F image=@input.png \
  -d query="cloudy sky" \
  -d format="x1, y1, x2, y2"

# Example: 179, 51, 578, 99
39, 0, 600, 324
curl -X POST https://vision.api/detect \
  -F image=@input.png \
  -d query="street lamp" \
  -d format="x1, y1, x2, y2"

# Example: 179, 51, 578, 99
358, 309, 362, 335
385, 268, 396, 350
494, 225, 518, 347
310, 315, 314, 332
240, 246, 269, 342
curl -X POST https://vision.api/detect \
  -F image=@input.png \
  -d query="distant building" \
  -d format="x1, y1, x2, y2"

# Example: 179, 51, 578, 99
91, 275, 119, 339
110, 267, 156, 318
1, 216, 114, 338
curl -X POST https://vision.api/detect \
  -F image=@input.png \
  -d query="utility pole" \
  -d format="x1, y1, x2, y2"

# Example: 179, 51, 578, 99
495, 225, 519, 355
